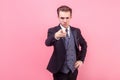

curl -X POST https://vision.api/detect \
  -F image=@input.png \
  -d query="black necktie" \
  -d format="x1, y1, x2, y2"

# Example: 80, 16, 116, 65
65, 29, 69, 49
66, 29, 68, 37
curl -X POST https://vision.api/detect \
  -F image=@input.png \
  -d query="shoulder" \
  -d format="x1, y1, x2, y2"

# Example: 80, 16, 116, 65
70, 26, 81, 32
48, 26, 58, 30
48, 25, 60, 32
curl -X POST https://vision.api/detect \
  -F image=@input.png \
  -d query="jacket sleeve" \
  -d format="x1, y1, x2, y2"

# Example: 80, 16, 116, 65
45, 28, 57, 46
77, 29, 87, 62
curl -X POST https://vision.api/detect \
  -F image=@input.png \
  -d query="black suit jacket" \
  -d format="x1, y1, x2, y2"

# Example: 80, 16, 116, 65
45, 25, 87, 73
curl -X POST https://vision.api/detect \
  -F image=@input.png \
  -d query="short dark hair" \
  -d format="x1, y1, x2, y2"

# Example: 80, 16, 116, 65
57, 5, 72, 16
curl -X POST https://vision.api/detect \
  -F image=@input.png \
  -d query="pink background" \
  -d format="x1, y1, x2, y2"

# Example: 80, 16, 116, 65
0, 0, 120, 80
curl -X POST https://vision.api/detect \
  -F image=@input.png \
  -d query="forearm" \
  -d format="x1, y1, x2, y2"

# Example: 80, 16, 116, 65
45, 34, 56, 46
45, 29, 57, 46
78, 40, 87, 62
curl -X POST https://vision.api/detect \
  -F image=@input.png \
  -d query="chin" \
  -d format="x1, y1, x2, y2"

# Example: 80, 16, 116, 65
61, 24, 68, 28
65, 26, 69, 28
63, 25, 68, 27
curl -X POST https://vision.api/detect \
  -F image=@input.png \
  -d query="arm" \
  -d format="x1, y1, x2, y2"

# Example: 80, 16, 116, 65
77, 29, 87, 62
45, 28, 57, 46
75, 29, 87, 68
45, 28, 66, 46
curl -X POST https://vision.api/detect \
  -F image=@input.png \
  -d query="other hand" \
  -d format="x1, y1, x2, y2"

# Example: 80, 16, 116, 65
54, 29, 66, 39
74, 60, 83, 69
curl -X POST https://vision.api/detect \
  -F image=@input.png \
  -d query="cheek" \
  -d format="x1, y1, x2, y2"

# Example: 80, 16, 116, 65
59, 20, 64, 23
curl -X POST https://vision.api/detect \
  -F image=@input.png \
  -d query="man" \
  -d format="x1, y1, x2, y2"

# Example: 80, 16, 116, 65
45, 5, 87, 80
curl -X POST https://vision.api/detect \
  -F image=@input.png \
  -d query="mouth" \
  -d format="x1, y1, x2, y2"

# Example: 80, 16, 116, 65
63, 23, 67, 25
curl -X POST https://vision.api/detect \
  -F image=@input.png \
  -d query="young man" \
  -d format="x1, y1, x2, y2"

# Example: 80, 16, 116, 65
45, 5, 87, 80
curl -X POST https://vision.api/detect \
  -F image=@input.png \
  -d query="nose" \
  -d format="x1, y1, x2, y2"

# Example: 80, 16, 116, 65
63, 19, 67, 22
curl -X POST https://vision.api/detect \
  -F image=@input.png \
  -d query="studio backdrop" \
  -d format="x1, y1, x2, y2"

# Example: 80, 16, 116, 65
0, 0, 120, 80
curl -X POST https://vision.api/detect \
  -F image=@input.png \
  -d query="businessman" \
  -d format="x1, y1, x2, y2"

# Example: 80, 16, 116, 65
45, 5, 87, 80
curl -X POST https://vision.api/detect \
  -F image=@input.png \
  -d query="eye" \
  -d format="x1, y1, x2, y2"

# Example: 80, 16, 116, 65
66, 17, 69, 19
60, 17, 65, 19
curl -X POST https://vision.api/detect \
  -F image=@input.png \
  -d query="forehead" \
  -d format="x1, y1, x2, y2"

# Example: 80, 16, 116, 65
58, 11, 71, 17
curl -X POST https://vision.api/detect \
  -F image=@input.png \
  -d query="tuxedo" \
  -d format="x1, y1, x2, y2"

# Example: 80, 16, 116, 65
45, 25, 87, 74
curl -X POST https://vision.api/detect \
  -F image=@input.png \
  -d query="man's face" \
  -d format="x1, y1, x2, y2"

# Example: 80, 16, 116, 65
58, 11, 72, 28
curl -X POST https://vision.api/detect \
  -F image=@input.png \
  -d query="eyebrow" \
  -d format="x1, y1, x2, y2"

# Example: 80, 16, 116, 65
60, 17, 70, 19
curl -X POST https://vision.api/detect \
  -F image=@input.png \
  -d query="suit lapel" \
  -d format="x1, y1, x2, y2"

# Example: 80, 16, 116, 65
56, 25, 61, 31
70, 27, 79, 48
